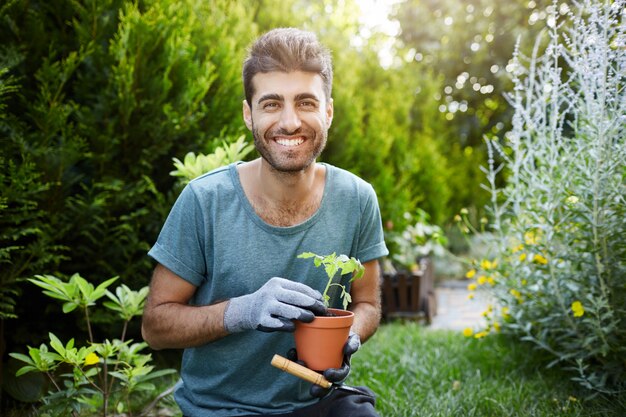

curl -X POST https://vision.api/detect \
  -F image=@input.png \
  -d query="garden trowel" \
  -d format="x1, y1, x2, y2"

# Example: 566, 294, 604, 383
271, 354, 374, 398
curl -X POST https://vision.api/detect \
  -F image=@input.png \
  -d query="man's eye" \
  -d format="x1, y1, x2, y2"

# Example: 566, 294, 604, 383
263, 102, 279, 109
299, 101, 317, 108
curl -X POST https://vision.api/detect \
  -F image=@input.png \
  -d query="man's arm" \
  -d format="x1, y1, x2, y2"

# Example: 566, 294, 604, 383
348, 259, 382, 343
141, 264, 229, 350
142, 263, 327, 350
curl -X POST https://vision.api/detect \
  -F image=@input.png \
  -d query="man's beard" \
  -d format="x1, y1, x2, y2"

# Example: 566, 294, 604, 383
252, 124, 327, 173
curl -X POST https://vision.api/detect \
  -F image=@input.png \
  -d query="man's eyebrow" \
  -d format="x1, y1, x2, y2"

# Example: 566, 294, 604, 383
295, 93, 320, 102
257, 94, 283, 104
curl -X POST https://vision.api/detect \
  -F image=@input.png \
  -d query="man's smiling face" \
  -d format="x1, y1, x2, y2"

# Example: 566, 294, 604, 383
243, 71, 334, 173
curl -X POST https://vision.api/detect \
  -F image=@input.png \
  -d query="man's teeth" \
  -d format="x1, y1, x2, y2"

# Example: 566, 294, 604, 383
276, 138, 304, 147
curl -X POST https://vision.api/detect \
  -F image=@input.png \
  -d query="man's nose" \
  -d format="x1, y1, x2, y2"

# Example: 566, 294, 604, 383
279, 105, 302, 133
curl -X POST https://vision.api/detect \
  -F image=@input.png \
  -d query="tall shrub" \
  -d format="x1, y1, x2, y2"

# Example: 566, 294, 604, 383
466, 0, 626, 392
0, 0, 253, 350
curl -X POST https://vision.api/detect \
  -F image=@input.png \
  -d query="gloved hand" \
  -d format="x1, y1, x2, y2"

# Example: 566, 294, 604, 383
224, 277, 327, 333
309, 332, 361, 398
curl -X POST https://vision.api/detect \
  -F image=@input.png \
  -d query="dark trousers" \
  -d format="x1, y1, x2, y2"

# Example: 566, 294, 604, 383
186, 386, 380, 417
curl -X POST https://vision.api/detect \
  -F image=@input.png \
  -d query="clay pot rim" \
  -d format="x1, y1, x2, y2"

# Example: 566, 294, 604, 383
295, 308, 354, 329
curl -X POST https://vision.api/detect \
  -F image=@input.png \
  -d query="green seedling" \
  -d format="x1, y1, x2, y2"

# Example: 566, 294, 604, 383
298, 252, 365, 310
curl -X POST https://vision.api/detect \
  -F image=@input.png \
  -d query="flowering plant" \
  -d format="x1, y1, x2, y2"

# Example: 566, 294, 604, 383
462, 0, 626, 393
9, 274, 176, 416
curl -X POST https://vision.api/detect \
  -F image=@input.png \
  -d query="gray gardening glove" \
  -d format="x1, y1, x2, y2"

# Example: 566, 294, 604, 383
309, 332, 361, 398
224, 277, 327, 333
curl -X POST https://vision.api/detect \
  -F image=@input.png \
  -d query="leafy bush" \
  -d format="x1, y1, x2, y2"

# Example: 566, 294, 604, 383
9, 274, 176, 417
464, 0, 626, 392
0, 0, 253, 350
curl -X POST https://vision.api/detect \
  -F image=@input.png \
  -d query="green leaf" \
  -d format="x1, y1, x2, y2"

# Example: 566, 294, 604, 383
91, 276, 119, 301
342, 292, 352, 310
9, 353, 34, 366
62, 302, 79, 313
15, 365, 39, 377
135, 382, 156, 391
29, 275, 74, 302
72, 273, 94, 302
48, 333, 66, 356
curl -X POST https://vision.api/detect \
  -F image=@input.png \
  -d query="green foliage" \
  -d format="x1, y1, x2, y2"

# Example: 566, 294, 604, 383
387, 209, 448, 273
104, 285, 150, 323
0, 0, 254, 350
298, 252, 364, 309
170, 135, 255, 185
29, 274, 119, 314
464, 0, 626, 393
9, 275, 176, 417
392, 0, 560, 218
0, 58, 64, 322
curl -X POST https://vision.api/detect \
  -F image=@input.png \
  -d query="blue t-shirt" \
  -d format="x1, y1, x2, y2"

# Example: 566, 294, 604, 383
148, 162, 388, 416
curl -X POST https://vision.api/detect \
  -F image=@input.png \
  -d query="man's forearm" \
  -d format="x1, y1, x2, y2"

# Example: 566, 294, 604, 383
350, 301, 381, 343
142, 300, 229, 350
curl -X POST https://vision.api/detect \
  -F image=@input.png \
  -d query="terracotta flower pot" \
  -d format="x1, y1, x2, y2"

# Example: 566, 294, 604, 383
293, 308, 354, 371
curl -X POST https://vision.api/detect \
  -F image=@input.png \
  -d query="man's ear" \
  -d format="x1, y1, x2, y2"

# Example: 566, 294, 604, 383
326, 98, 334, 127
242, 99, 253, 130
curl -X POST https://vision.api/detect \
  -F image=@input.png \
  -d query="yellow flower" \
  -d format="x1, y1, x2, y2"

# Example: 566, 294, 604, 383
477, 275, 487, 285
454, 214, 462, 222
512, 244, 524, 253
474, 331, 488, 339
465, 268, 477, 279
487, 276, 495, 286
524, 230, 541, 245
518, 253, 527, 261
521, 279, 527, 286
84, 352, 99, 366
467, 292, 475, 300
510, 289, 522, 298
533, 254, 548, 265
493, 322, 501, 332
480, 259, 496, 270
460, 208, 469, 215
467, 283, 477, 291
571, 301, 585, 317
502, 307, 510, 318
463, 327, 474, 337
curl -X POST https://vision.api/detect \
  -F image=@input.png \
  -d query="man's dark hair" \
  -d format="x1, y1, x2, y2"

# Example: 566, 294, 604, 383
243, 28, 333, 106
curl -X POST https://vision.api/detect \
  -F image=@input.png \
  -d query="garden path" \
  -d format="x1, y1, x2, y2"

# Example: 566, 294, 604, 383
428, 280, 492, 331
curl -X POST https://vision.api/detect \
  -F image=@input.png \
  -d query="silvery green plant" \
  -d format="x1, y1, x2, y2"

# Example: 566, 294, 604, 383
467, 0, 625, 393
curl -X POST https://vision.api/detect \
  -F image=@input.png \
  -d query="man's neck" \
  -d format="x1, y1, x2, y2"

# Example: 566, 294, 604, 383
238, 158, 326, 226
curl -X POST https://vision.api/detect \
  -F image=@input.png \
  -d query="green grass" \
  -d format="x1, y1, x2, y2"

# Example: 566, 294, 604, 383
349, 322, 626, 417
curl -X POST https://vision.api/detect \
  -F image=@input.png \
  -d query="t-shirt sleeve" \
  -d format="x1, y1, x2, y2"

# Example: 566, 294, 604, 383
356, 183, 389, 263
148, 184, 207, 286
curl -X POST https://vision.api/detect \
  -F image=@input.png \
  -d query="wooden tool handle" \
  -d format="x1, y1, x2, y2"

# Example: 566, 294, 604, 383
271, 354, 333, 388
